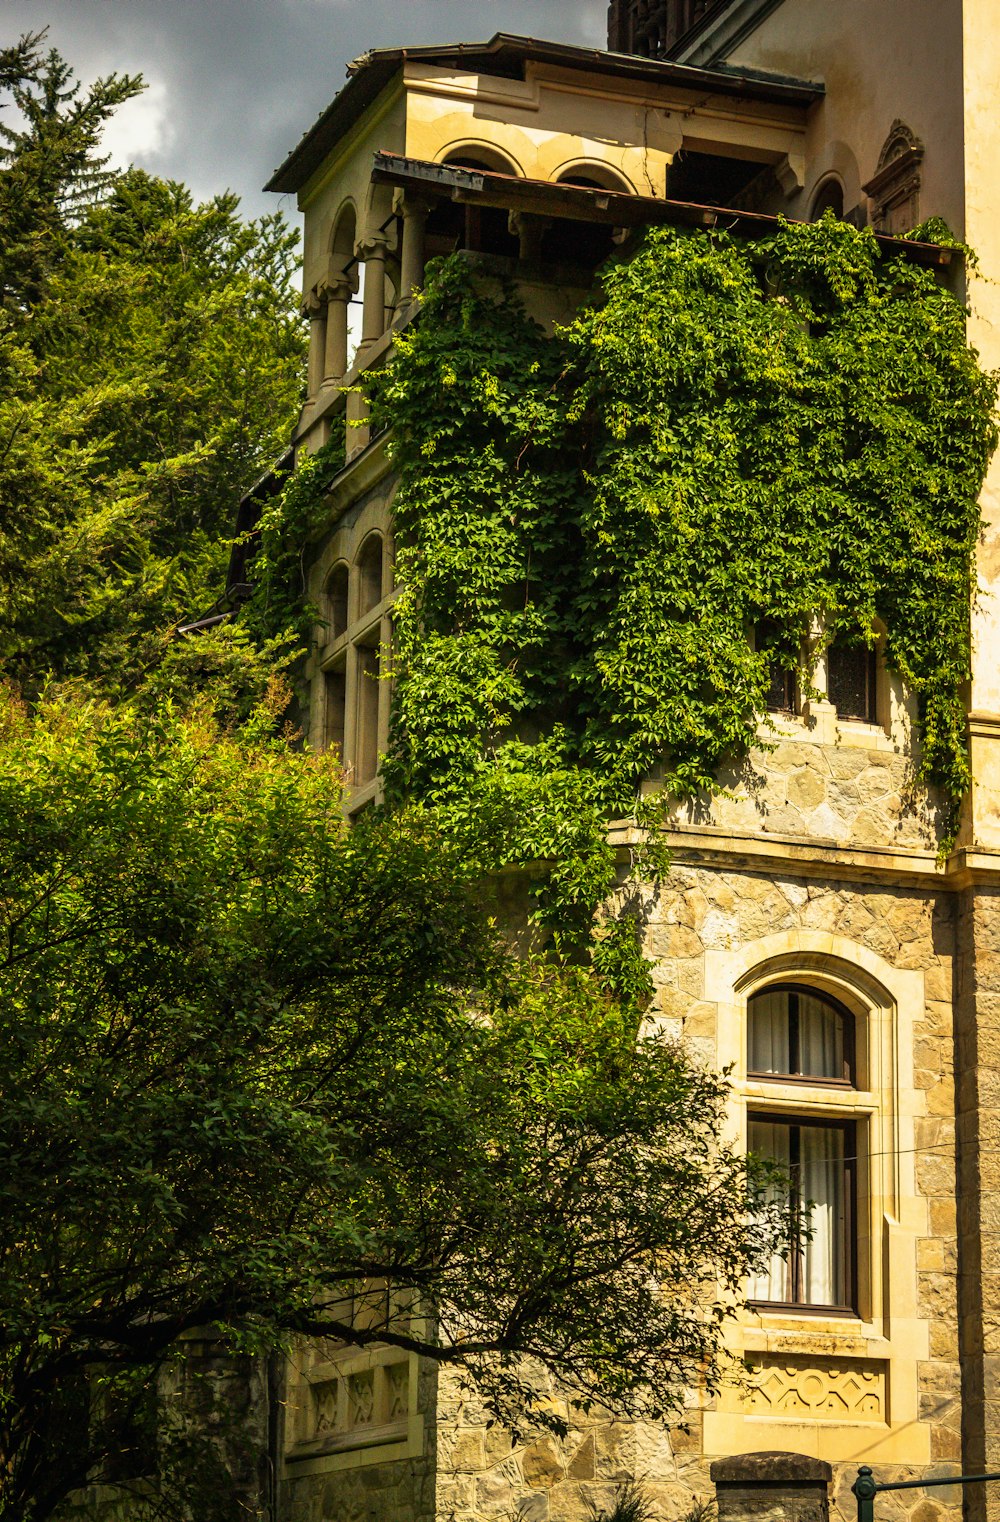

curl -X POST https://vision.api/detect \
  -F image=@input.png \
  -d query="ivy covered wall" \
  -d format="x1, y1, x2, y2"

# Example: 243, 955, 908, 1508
258, 218, 998, 970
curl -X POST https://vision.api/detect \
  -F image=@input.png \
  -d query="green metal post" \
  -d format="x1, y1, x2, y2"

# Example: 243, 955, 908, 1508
853, 1465, 877, 1522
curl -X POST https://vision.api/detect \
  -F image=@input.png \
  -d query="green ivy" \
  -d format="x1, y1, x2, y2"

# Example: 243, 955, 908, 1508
245, 433, 346, 650
362, 220, 996, 962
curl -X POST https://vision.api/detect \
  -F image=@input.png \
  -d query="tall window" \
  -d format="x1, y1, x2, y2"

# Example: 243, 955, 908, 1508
748, 1115, 854, 1309
827, 639, 877, 724
747, 985, 857, 1312
756, 620, 797, 715
320, 530, 391, 801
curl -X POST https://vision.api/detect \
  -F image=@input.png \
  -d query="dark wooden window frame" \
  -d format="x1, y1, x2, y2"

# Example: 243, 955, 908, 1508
827, 639, 879, 724
748, 983, 856, 1087
747, 1111, 858, 1315
756, 620, 799, 716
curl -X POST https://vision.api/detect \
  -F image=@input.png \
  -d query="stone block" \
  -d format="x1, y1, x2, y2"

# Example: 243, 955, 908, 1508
788, 767, 827, 809
548, 1481, 617, 1521
522, 1441, 564, 1489
442, 1428, 486, 1472
566, 1433, 595, 1480
711, 1451, 831, 1522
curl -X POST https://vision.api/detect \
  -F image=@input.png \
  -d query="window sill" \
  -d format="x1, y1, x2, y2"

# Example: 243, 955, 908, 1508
834, 717, 897, 753
742, 1081, 875, 1113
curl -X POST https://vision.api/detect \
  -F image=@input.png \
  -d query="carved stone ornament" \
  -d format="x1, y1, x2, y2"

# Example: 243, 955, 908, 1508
744, 1353, 887, 1422
862, 121, 925, 235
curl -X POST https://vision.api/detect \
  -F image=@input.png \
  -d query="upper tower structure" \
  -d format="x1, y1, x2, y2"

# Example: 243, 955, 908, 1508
607, 0, 728, 57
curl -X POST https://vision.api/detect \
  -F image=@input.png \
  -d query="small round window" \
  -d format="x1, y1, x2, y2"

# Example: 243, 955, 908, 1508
748, 984, 853, 1084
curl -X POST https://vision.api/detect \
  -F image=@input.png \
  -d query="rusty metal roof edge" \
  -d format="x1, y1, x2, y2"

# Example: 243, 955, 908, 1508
371, 150, 953, 266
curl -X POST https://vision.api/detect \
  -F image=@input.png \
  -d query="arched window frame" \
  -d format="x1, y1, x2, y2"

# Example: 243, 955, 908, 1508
707, 938, 913, 1333
745, 981, 860, 1314
310, 506, 394, 811
553, 161, 636, 195
701, 933, 926, 1455
809, 174, 846, 221
747, 982, 857, 1088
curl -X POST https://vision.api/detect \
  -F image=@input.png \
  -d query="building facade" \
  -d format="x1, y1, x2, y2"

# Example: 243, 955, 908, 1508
260, 5, 1000, 1519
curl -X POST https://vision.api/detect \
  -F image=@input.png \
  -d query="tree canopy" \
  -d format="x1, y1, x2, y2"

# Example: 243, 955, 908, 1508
0, 33, 304, 710
0, 688, 777, 1522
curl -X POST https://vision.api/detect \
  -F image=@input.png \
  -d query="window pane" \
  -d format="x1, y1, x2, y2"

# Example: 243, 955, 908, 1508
827, 641, 875, 722
748, 987, 848, 1081
328, 564, 349, 640
355, 643, 380, 784
748, 990, 791, 1075
757, 620, 796, 713
797, 992, 845, 1079
748, 1118, 851, 1309
358, 536, 383, 617
748, 1119, 792, 1303
799, 1124, 847, 1306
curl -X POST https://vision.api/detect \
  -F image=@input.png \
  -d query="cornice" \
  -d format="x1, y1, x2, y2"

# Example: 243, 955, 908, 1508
606, 819, 1000, 891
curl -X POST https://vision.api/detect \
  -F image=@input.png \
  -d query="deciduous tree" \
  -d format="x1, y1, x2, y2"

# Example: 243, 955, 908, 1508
0, 688, 777, 1522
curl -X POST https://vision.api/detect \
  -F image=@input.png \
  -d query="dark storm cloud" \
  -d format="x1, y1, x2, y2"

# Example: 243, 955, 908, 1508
4, 1, 607, 219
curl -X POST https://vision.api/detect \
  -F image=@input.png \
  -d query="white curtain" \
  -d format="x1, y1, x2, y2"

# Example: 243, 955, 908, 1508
800, 1124, 846, 1305
748, 1120, 846, 1306
748, 992, 790, 1075
798, 993, 844, 1079
748, 1120, 792, 1302
748, 988, 844, 1079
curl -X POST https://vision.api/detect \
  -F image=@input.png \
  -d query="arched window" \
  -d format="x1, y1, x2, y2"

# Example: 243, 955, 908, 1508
810, 176, 845, 221
556, 165, 633, 196
748, 985, 854, 1084
434, 150, 520, 260
327, 563, 349, 641
357, 534, 384, 618
442, 146, 520, 178
748, 983, 857, 1312
317, 526, 393, 801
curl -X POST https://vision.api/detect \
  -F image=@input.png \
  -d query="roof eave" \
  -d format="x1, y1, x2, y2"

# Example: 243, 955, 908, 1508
263, 31, 822, 197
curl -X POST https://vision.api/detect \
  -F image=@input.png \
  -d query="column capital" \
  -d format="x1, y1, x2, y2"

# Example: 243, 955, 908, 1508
301, 286, 325, 319
393, 188, 434, 220
356, 232, 389, 261
318, 274, 354, 304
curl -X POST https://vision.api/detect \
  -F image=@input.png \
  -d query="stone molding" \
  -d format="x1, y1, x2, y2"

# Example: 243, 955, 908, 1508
862, 122, 924, 234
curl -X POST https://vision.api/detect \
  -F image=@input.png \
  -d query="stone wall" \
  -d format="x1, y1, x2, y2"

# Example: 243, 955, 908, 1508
423, 855, 962, 1522
955, 885, 1000, 1522
679, 728, 940, 852
433, 1365, 714, 1521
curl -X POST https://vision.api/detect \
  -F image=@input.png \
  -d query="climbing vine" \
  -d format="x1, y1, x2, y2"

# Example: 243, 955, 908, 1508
245, 434, 346, 650
264, 218, 998, 980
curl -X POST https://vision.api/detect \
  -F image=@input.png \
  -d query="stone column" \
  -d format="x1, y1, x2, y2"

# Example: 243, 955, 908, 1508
358, 234, 389, 349
508, 210, 550, 263
711, 1452, 832, 1522
321, 276, 353, 384
396, 194, 432, 315
303, 288, 326, 398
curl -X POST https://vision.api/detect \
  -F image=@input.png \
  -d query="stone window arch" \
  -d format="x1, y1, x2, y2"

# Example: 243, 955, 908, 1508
722, 941, 909, 1326
440, 144, 521, 178
554, 162, 635, 195
810, 175, 845, 221
746, 981, 860, 1311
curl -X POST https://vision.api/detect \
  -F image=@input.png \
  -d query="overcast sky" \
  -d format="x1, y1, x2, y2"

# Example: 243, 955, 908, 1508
5, 1, 607, 223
